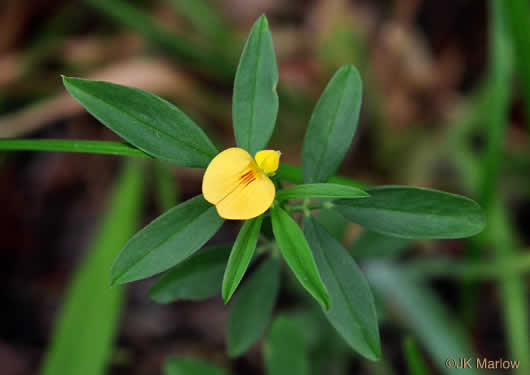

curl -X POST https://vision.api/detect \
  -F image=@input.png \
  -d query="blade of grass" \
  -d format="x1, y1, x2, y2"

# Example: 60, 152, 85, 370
480, 0, 513, 211
478, 2, 529, 372
488, 203, 529, 374
0, 139, 151, 158
365, 261, 484, 375
403, 337, 430, 375
165, 0, 232, 42
403, 253, 530, 281
501, 0, 530, 127
40, 162, 145, 375
81, 0, 234, 78
153, 161, 180, 211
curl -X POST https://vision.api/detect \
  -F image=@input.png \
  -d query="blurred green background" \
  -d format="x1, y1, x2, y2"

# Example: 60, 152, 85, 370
0, 0, 528, 374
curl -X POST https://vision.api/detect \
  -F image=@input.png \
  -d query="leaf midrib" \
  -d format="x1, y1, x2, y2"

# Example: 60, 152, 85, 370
312, 70, 348, 182
274, 209, 325, 305
247, 19, 265, 153
115, 204, 215, 283
339, 202, 470, 221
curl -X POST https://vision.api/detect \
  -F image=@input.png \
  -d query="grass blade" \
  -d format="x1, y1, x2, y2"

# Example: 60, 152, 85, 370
82, 0, 234, 77
40, 162, 145, 375
403, 337, 430, 375
366, 262, 485, 375
501, 0, 530, 127
0, 139, 150, 158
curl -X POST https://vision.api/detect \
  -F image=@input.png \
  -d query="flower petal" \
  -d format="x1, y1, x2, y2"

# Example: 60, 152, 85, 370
202, 148, 255, 205
255, 150, 281, 174
216, 173, 275, 220
202, 147, 276, 220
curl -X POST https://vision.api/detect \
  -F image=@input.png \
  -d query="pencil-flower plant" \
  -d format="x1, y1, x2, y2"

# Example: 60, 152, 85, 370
62, 15, 485, 361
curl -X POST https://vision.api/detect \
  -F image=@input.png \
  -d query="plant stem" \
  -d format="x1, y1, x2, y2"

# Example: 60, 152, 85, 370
404, 252, 530, 281
0, 139, 151, 158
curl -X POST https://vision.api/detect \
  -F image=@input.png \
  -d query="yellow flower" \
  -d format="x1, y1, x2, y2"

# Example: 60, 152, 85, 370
202, 147, 281, 220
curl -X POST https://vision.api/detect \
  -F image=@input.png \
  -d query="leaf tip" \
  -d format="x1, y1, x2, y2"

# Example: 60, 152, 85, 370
257, 13, 268, 25
222, 287, 234, 305
320, 292, 332, 311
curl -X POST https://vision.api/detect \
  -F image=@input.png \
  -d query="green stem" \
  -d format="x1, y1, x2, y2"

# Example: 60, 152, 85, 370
501, 0, 530, 128
405, 252, 530, 281
0, 139, 151, 158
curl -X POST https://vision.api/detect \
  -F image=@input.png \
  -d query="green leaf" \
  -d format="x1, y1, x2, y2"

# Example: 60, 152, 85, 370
304, 217, 381, 360
265, 315, 310, 375
316, 208, 349, 243
227, 257, 281, 357
63, 76, 218, 168
270, 206, 330, 310
165, 358, 232, 375
366, 262, 485, 375
149, 246, 230, 303
111, 195, 224, 285
302, 65, 362, 183
41, 162, 144, 375
222, 216, 263, 303
276, 183, 368, 201
233, 15, 279, 155
335, 186, 485, 239
351, 230, 410, 259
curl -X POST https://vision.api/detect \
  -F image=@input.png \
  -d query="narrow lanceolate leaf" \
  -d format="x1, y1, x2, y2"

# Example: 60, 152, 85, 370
63, 77, 218, 167
222, 216, 263, 303
265, 315, 310, 375
270, 206, 330, 310
233, 15, 279, 156
41, 163, 144, 375
111, 195, 224, 285
149, 246, 231, 303
335, 186, 485, 239
275, 183, 368, 201
304, 217, 381, 360
227, 257, 280, 357
165, 358, 232, 375
302, 65, 362, 183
